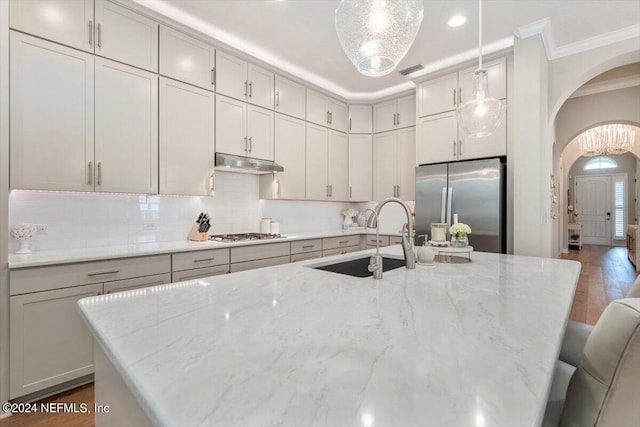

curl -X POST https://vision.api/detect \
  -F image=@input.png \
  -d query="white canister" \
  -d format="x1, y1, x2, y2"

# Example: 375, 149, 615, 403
431, 223, 447, 242
270, 221, 281, 235
260, 218, 272, 234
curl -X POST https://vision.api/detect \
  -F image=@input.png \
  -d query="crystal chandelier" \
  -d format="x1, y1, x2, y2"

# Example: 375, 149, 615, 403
456, 0, 506, 138
579, 124, 636, 156
335, 0, 424, 77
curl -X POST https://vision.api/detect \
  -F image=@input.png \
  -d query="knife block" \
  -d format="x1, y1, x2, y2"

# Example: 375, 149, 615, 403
187, 223, 208, 242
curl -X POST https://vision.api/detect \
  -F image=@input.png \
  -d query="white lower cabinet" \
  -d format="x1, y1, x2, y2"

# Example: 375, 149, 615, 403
159, 77, 215, 196
306, 123, 348, 201
373, 127, 416, 201
103, 273, 171, 294
172, 265, 230, 282
230, 242, 290, 273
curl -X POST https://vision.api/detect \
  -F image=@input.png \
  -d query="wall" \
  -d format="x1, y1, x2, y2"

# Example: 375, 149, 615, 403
0, 0, 9, 413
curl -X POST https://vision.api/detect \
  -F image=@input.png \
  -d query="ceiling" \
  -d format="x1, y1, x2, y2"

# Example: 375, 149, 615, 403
136, 0, 640, 100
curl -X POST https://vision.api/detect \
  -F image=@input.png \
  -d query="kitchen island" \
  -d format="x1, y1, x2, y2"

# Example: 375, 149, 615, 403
78, 246, 580, 427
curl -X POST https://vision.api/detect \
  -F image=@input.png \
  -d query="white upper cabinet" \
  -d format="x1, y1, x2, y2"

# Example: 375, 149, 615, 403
159, 25, 215, 91
373, 94, 416, 133
269, 113, 306, 199
95, 58, 158, 194
215, 95, 274, 160
94, 0, 158, 72
274, 75, 305, 120
348, 134, 372, 201
396, 127, 416, 201
159, 78, 214, 196
418, 57, 506, 118
348, 105, 372, 134
10, 32, 95, 192
305, 123, 329, 200
9, 0, 94, 52
327, 130, 348, 200
417, 112, 458, 165
215, 50, 274, 109
372, 128, 416, 201
306, 89, 348, 133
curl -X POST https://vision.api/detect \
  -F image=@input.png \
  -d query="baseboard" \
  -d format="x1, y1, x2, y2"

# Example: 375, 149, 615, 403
0, 407, 11, 420
561, 248, 569, 254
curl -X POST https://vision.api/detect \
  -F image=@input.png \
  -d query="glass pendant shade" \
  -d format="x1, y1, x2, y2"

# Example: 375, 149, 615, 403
456, 70, 506, 138
335, 0, 424, 77
579, 124, 635, 156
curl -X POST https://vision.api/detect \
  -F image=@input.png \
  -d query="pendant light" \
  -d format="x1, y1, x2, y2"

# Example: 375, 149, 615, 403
335, 0, 424, 77
456, 0, 505, 137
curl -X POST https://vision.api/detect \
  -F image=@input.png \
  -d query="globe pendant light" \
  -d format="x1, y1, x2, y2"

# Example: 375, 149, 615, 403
335, 0, 424, 77
456, 0, 505, 137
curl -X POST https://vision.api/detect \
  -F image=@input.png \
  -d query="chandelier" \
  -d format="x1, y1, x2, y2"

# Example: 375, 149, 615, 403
335, 0, 424, 77
579, 124, 636, 156
456, 0, 506, 138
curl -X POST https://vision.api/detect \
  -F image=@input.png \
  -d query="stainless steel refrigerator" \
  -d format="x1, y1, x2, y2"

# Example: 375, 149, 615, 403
415, 157, 506, 253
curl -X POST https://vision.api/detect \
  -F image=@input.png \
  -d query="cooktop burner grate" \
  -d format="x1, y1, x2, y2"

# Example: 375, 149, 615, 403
208, 233, 286, 242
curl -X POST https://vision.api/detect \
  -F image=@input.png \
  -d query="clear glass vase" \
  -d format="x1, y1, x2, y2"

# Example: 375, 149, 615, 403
451, 233, 468, 248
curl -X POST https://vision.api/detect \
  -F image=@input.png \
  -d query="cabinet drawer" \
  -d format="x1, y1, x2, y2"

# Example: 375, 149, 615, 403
322, 235, 361, 250
365, 235, 390, 247
230, 255, 290, 273
172, 249, 230, 272
389, 236, 404, 246
172, 265, 229, 282
230, 242, 290, 263
10, 255, 171, 295
103, 273, 171, 294
322, 246, 360, 257
291, 250, 323, 263
291, 239, 322, 254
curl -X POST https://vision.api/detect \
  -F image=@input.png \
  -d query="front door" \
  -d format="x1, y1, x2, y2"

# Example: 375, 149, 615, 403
576, 175, 612, 245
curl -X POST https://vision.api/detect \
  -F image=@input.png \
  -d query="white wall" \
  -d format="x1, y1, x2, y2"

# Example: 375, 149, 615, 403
0, 0, 9, 412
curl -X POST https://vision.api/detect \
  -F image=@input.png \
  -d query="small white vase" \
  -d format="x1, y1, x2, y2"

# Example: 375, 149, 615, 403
417, 243, 435, 264
16, 239, 32, 254
343, 216, 354, 229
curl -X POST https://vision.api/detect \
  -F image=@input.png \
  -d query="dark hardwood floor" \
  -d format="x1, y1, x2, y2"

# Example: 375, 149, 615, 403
2, 244, 635, 427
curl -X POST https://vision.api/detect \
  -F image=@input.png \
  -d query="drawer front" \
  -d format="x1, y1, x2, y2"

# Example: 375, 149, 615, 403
103, 273, 172, 294
322, 236, 361, 250
389, 236, 404, 246
322, 246, 360, 257
230, 242, 290, 263
10, 255, 171, 295
291, 250, 323, 263
365, 235, 390, 247
291, 239, 322, 254
172, 265, 230, 282
172, 248, 230, 272
230, 255, 290, 273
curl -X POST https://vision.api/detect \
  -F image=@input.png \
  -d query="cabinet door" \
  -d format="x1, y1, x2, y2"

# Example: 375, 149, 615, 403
215, 50, 247, 101
247, 105, 274, 161
305, 123, 328, 200
327, 130, 348, 200
215, 95, 247, 157
306, 89, 328, 127
328, 99, 348, 133
459, 111, 507, 160
275, 75, 305, 119
95, 58, 158, 194
373, 131, 398, 201
417, 72, 458, 117
397, 127, 416, 201
247, 63, 274, 109
274, 113, 306, 199
349, 134, 372, 201
104, 273, 171, 294
9, 0, 94, 52
349, 105, 372, 134
10, 33, 94, 192
172, 265, 229, 282
159, 25, 215, 91
94, 0, 158, 72
160, 78, 215, 196
417, 112, 458, 165
373, 99, 397, 133
10, 283, 102, 399
397, 94, 416, 128
459, 57, 507, 103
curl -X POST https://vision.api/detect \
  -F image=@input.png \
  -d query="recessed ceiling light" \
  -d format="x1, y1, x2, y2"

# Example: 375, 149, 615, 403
448, 15, 466, 27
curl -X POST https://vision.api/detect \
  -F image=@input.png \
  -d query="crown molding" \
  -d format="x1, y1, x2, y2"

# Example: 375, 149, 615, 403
569, 75, 640, 99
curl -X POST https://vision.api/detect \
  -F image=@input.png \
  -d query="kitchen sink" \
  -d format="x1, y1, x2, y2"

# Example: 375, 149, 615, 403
312, 256, 405, 278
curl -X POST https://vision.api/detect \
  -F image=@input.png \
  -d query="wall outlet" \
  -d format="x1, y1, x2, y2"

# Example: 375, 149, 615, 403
142, 222, 158, 231
35, 224, 48, 235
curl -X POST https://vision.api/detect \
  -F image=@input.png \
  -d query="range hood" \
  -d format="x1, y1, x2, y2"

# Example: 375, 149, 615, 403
215, 153, 284, 174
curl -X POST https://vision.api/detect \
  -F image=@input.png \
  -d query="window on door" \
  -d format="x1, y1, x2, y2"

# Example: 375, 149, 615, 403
614, 176, 625, 240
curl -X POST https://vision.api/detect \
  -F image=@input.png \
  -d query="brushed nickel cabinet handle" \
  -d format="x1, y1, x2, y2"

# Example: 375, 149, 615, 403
211, 68, 215, 86
97, 23, 101, 49
249, 81, 253, 98
329, 111, 332, 124
193, 258, 215, 263
244, 81, 248, 97
88, 270, 119, 277
453, 89, 456, 106
302, 245, 315, 249
453, 140, 456, 157
397, 112, 400, 125
97, 162, 102, 185
275, 91, 279, 107
248, 136, 253, 153
338, 240, 350, 244
326, 111, 330, 124
349, 117, 352, 130
88, 161, 93, 185
458, 140, 463, 157
244, 136, 248, 152
89, 21, 93, 46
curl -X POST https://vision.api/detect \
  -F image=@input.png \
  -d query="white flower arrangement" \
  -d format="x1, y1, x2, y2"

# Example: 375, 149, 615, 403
10, 223, 36, 241
340, 208, 359, 219
449, 223, 472, 240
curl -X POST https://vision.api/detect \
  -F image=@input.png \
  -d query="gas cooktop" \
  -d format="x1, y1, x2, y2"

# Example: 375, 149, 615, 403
208, 233, 287, 242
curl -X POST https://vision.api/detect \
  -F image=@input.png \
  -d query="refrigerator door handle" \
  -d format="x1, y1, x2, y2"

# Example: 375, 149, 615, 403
440, 187, 447, 223
447, 187, 453, 227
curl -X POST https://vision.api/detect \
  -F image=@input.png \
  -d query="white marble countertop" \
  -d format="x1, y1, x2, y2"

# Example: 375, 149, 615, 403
8, 229, 402, 269
78, 246, 581, 427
